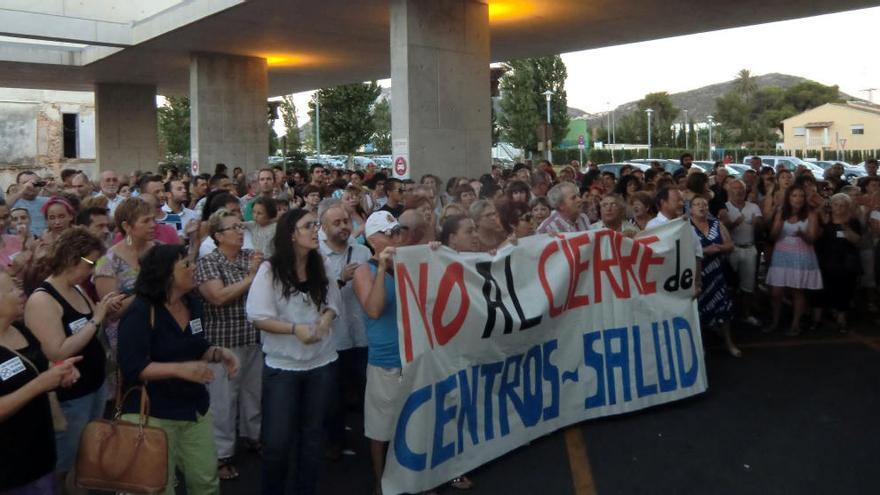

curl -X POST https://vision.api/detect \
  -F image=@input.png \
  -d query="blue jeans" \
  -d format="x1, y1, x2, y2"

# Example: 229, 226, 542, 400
55, 384, 107, 472
261, 361, 336, 495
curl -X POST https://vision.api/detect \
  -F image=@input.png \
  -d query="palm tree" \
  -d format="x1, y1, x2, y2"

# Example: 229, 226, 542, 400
734, 69, 757, 101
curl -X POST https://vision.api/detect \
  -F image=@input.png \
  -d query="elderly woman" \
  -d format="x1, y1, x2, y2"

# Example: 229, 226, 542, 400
246, 209, 340, 495
814, 193, 862, 332
470, 199, 507, 251
24, 227, 125, 489
196, 208, 264, 480
0, 270, 81, 495
690, 195, 740, 357
119, 244, 239, 495
590, 194, 639, 237
629, 191, 656, 231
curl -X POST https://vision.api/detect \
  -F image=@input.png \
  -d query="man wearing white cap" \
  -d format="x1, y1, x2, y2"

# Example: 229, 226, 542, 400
352, 211, 402, 495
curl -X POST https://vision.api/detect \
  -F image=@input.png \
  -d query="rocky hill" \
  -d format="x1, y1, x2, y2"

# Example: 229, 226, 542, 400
581, 73, 850, 126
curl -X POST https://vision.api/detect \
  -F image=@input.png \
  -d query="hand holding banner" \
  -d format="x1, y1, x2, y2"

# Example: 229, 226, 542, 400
383, 219, 707, 494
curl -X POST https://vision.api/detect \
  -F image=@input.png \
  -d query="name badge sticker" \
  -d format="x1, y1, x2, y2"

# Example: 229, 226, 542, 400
69, 317, 89, 335
189, 318, 203, 334
0, 357, 26, 381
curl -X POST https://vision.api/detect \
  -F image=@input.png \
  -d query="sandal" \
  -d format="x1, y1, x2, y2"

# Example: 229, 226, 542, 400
217, 459, 240, 481
449, 475, 474, 490
243, 438, 263, 455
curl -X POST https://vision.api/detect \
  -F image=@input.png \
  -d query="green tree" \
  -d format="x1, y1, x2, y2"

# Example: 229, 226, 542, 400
158, 96, 190, 158
498, 55, 569, 155
637, 92, 679, 147
279, 95, 302, 153
714, 72, 841, 147
372, 97, 391, 154
307, 82, 382, 158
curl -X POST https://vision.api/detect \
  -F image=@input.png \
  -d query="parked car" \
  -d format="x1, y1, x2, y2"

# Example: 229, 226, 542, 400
627, 158, 683, 174
809, 160, 866, 183
352, 156, 377, 169
598, 162, 650, 178
726, 164, 750, 177
742, 155, 824, 179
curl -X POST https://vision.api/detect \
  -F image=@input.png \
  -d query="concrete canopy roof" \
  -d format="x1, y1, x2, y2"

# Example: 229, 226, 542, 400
0, 0, 877, 97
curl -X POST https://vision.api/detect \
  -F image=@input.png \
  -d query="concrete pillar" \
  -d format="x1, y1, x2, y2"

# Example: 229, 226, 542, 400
190, 53, 268, 174
390, 0, 490, 181
95, 83, 158, 175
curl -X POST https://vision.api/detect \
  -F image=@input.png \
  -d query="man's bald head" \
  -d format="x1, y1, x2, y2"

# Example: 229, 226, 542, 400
399, 209, 427, 246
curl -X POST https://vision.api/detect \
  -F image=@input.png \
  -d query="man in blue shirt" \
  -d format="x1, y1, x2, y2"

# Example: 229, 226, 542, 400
8, 171, 49, 236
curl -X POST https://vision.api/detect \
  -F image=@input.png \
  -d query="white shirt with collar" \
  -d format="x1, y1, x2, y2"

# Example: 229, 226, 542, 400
646, 213, 703, 258
319, 236, 372, 351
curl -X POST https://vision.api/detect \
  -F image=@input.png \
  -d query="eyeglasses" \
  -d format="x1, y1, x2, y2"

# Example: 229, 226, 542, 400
297, 221, 319, 231
80, 257, 96, 266
520, 212, 533, 222
219, 224, 246, 233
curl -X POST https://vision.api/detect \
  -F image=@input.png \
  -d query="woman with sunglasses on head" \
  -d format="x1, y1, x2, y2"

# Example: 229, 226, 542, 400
24, 227, 126, 492
118, 244, 239, 495
246, 209, 340, 495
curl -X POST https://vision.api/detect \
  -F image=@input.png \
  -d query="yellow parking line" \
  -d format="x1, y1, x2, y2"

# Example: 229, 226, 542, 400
564, 427, 597, 495
850, 331, 880, 352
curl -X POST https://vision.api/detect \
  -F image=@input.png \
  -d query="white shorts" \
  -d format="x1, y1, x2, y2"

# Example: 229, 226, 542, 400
729, 245, 758, 293
364, 364, 403, 442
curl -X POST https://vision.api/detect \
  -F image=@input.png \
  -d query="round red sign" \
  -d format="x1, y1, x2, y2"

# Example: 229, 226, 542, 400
394, 156, 408, 176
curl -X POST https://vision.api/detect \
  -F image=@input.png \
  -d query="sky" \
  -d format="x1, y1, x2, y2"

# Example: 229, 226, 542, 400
281, 5, 880, 128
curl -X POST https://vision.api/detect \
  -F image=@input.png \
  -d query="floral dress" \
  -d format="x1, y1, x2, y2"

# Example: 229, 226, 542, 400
94, 249, 140, 391
692, 218, 733, 327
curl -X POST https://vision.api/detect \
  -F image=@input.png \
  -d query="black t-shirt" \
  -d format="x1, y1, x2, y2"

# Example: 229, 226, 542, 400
379, 203, 405, 219
118, 295, 211, 421
35, 282, 105, 401
709, 185, 728, 217
817, 220, 862, 274
0, 324, 56, 491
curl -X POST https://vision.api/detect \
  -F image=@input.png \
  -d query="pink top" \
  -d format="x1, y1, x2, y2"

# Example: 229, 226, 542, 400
0, 235, 23, 268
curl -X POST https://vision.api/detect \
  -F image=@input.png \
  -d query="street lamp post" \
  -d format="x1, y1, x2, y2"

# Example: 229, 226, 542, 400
707, 114, 714, 161
683, 109, 689, 150
543, 90, 553, 163
315, 96, 321, 156
645, 108, 654, 159
606, 101, 611, 144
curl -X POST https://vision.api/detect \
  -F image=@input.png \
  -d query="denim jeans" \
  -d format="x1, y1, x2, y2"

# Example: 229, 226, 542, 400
261, 361, 336, 495
55, 384, 107, 472
326, 347, 368, 451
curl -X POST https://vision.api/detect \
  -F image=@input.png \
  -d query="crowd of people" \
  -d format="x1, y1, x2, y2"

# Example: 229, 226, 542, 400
1, 153, 878, 495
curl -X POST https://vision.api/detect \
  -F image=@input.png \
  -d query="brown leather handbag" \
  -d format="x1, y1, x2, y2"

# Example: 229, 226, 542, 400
75, 386, 168, 494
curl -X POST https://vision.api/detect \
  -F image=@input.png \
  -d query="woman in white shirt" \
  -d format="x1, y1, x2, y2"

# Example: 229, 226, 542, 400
246, 209, 340, 495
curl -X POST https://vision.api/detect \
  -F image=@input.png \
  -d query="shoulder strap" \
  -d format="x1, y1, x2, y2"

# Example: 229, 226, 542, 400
6, 346, 39, 374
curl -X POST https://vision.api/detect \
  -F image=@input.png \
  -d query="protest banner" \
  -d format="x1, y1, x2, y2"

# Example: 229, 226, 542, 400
382, 218, 708, 494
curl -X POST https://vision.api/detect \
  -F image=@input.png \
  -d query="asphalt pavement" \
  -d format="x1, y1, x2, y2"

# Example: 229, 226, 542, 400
216, 315, 880, 495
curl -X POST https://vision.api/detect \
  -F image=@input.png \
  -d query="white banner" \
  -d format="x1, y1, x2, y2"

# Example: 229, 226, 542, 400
383, 218, 708, 494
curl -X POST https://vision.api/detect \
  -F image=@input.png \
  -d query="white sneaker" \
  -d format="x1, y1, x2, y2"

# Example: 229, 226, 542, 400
743, 316, 762, 327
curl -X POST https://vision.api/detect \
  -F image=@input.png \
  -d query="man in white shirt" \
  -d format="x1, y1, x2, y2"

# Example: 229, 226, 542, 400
720, 179, 763, 326
647, 186, 702, 293
318, 200, 371, 458
97, 170, 125, 215
162, 178, 200, 239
